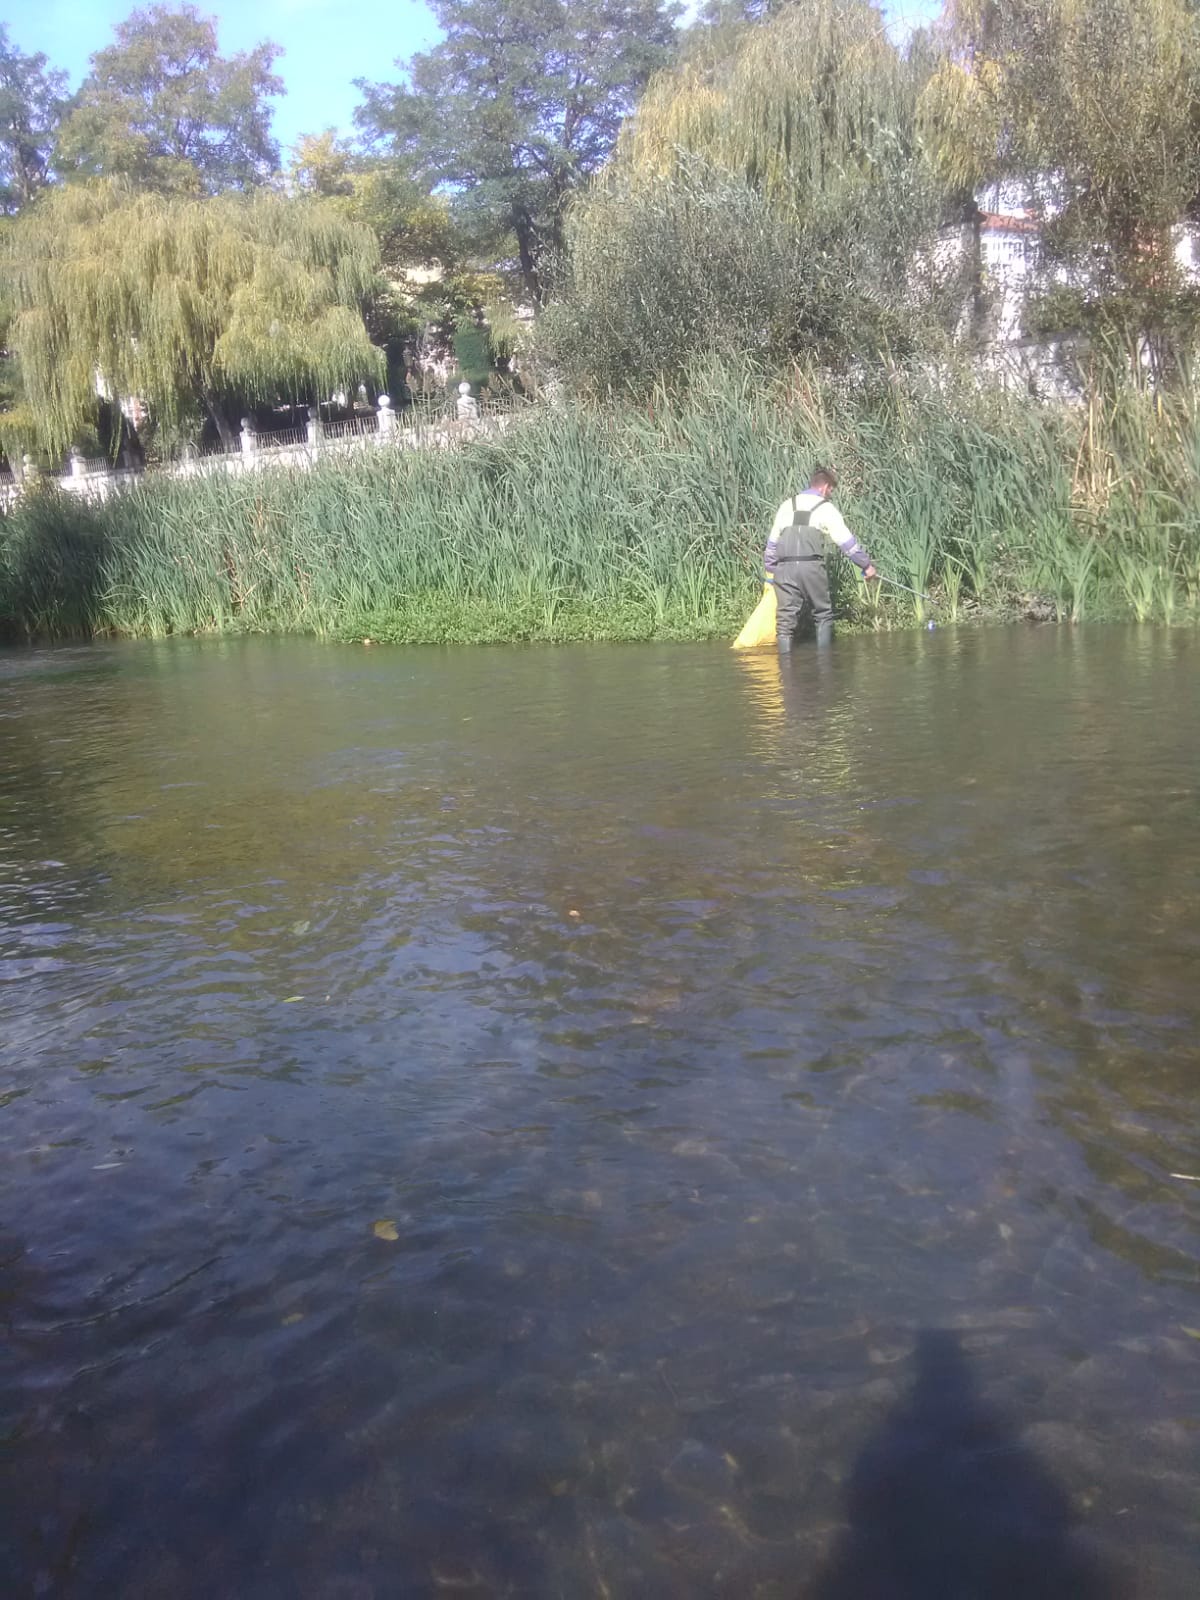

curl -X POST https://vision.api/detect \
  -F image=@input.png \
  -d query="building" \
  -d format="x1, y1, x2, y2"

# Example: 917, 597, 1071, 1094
941, 179, 1200, 353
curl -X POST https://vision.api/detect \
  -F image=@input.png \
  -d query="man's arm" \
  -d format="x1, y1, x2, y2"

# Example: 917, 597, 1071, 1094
818, 503, 877, 578
763, 499, 793, 581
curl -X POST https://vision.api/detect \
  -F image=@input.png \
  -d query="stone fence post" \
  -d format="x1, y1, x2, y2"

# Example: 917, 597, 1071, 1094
69, 448, 87, 483
305, 406, 323, 449
377, 394, 395, 438
240, 417, 258, 461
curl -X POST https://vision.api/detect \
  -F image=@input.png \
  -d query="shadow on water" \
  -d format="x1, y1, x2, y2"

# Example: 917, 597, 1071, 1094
809, 1330, 1127, 1600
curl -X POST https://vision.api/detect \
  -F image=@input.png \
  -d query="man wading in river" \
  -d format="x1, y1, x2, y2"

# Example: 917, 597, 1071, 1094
764, 466, 877, 651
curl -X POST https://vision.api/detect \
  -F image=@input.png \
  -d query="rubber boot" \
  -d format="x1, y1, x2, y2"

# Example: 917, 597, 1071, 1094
777, 629, 794, 654
815, 619, 834, 649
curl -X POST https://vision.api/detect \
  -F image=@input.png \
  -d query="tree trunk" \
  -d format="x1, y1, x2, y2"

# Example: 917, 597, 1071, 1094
969, 207, 986, 345
196, 381, 238, 450
513, 210, 545, 309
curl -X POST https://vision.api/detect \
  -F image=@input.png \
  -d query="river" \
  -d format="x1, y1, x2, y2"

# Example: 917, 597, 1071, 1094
1, 629, 1197, 1597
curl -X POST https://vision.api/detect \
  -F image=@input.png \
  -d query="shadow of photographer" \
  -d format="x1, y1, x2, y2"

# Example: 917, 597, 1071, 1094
809, 1329, 1129, 1600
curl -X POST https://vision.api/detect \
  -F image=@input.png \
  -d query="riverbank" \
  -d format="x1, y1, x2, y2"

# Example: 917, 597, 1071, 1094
2, 362, 1197, 642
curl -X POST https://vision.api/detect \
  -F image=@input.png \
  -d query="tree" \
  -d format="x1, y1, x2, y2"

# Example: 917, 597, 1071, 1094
355, 0, 681, 306
289, 132, 464, 276
541, 0, 954, 391
919, 0, 1200, 352
618, 0, 922, 211
289, 131, 505, 392
54, 4, 282, 194
692, 0, 785, 26
0, 25, 67, 213
4, 181, 383, 453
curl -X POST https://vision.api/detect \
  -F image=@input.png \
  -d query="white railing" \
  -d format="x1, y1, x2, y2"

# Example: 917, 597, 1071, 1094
324, 413, 378, 442
1, 393, 532, 510
254, 425, 309, 451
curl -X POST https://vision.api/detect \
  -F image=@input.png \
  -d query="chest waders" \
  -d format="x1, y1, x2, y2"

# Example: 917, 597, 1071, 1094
775, 496, 835, 651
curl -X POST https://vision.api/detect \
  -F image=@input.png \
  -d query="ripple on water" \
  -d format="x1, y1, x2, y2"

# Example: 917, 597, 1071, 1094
1, 631, 1197, 1595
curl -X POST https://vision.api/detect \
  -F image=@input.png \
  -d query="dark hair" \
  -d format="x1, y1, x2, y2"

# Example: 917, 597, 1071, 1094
809, 465, 838, 491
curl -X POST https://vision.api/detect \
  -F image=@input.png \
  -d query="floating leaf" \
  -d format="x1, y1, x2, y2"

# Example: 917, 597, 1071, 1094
283, 995, 304, 1003
281, 1312, 304, 1326
291, 920, 311, 936
1182, 1326, 1200, 1341
373, 1218, 399, 1241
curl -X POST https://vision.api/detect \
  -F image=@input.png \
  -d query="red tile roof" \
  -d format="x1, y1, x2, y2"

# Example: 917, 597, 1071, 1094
979, 212, 1041, 234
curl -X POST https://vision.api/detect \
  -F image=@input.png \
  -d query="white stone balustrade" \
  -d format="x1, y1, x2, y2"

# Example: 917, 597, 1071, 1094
1, 392, 529, 509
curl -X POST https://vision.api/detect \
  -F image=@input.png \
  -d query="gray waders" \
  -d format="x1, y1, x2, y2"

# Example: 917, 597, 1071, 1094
775, 561, 834, 651
775, 495, 835, 652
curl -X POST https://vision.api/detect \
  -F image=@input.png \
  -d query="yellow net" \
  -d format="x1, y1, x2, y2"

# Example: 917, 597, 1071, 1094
731, 584, 777, 650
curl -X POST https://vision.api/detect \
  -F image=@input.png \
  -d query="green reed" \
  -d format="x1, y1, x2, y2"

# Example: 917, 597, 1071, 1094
2, 358, 1197, 642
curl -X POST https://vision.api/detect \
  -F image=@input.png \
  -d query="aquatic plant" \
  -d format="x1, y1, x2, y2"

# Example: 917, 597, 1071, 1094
2, 358, 1197, 642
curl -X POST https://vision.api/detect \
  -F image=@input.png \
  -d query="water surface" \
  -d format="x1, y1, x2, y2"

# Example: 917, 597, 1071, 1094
1, 629, 1197, 1597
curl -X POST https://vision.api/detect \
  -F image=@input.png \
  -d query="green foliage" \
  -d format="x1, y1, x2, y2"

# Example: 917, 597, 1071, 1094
0, 25, 67, 214
54, 4, 282, 194
921, 0, 1200, 347
0, 339, 35, 462
289, 133, 463, 274
620, 0, 921, 211
4, 358, 1198, 643
355, 0, 681, 304
288, 130, 493, 355
543, 1, 955, 391
542, 157, 950, 393
4, 182, 383, 453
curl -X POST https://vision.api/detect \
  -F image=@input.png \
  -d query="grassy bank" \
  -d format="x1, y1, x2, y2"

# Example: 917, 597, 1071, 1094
3, 362, 1198, 642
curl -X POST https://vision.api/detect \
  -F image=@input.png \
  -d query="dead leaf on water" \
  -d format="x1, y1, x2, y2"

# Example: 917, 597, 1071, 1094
291, 920, 311, 936
1181, 1326, 1200, 1341
282, 1312, 304, 1326
283, 995, 304, 1003
373, 1218, 399, 1241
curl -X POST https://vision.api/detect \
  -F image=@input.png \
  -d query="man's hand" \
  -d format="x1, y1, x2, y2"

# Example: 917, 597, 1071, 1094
863, 563, 878, 580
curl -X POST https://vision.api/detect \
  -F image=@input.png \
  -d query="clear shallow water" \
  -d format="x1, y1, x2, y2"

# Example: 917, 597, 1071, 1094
0, 628, 1197, 1598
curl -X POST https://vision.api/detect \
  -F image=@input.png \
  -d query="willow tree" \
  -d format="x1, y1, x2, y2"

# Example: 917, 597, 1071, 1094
620, 0, 918, 209
542, 0, 954, 391
920, 0, 1200, 358
4, 181, 384, 452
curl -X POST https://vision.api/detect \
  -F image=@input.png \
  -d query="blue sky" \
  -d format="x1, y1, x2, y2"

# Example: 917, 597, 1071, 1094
5, 1, 941, 158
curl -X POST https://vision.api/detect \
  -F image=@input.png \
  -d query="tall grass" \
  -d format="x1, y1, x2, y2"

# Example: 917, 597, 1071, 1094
2, 359, 1198, 643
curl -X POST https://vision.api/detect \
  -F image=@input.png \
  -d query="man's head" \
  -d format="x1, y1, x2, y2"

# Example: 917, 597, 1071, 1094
809, 465, 838, 495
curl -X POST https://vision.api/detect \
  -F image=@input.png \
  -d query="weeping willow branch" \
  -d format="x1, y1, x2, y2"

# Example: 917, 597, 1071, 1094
4, 180, 385, 452
919, 0, 1200, 318
541, 0, 953, 392
617, 0, 924, 214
